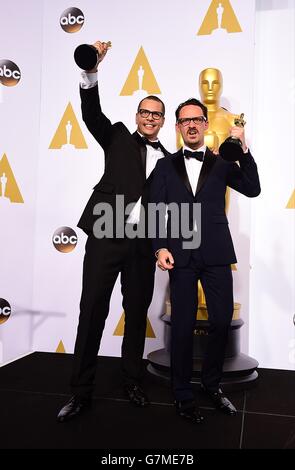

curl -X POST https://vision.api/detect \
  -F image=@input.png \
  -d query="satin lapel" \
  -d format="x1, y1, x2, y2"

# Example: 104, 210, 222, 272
132, 131, 147, 178
159, 143, 170, 157
195, 148, 217, 195
172, 149, 193, 196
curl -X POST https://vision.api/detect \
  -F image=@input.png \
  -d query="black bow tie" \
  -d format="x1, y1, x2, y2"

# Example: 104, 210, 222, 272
142, 137, 163, 151
184, 149, 204, 162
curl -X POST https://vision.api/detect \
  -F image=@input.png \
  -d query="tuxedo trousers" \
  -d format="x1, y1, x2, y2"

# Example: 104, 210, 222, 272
71, 233, 155, 396
169, 249, 233, 401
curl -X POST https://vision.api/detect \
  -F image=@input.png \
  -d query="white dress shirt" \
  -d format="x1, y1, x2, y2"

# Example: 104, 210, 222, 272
127, 133, 165, 224
183, 144, 206, 196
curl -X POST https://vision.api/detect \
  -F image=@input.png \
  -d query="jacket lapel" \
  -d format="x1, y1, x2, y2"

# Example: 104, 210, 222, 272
172, 149, 194, 196
132, 131, 170, 181
172, 147, 217, 197
158, 143, 170, 158
195, 148, 217, 195
132, 131, 147, 174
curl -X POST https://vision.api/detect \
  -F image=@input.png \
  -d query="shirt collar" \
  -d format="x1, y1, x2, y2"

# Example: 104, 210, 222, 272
136, 131, 159, 143
183, 144, 206, 155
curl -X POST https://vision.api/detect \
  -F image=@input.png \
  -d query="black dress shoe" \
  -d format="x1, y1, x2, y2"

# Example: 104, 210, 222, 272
124, 384, 150, 407
175, 399, 205, 424
57, 395, 92, 422
201, 386, 237, 415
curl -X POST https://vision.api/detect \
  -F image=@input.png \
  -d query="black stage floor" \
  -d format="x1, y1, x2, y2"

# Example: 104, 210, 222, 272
0, 352, 294, 454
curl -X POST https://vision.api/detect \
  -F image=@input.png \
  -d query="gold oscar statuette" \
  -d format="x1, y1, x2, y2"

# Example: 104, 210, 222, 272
74, 41, 112, 70
219, 113, 246, 162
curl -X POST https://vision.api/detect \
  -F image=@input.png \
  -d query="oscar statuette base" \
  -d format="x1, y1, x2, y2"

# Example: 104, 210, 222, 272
147, 303, 259, 391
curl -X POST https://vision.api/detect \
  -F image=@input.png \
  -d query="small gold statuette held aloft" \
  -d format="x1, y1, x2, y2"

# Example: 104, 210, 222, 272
219, 112, 246, 162
74, 41, 112, 70
234, 113, 246, 128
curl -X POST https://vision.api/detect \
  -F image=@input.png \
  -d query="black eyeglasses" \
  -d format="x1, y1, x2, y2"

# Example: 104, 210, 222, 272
178, 116, 207, 126
138, 109, 164, 120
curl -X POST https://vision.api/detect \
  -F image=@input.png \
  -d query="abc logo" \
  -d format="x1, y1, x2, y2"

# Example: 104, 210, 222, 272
53, 226, 78, 253
0, 299, 11, 325
0, 60, 21, 86
60, 7, 84, 33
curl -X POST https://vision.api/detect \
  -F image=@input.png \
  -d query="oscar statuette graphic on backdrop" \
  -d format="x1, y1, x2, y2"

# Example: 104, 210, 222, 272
0, 154, 23, 203
197, 0, 242, 36
49, 104, 87, 150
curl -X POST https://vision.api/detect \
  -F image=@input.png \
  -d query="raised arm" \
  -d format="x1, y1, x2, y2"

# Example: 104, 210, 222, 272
79, 40, 113, 150
227, 151, 261, 197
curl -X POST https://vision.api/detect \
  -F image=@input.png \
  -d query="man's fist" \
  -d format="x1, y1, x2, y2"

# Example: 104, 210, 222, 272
87, 40, 111, 72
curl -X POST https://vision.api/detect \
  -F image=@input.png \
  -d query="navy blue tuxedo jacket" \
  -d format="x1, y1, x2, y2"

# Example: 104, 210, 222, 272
150, 147, 260, 267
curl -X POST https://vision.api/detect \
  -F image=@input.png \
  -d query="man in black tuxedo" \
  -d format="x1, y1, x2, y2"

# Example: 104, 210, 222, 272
57, 41, 169, 422
151, 98, 260, 423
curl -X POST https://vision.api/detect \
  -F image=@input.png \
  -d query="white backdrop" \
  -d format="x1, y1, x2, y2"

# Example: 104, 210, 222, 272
249, 0, 295, 370
0, 0, 43, 362
0, 0, 294, 371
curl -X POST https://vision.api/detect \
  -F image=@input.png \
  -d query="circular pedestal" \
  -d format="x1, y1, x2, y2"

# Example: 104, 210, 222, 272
147, 313, 258, 391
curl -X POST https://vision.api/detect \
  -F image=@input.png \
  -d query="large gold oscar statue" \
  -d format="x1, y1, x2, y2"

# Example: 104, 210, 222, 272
197, 67, 240, 320
176, 68, 239, 207
199, 68, 239, 150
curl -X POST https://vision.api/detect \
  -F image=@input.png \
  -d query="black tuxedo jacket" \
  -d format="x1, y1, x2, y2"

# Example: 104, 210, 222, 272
77, 85, 169, 238
150, 147, 261, 266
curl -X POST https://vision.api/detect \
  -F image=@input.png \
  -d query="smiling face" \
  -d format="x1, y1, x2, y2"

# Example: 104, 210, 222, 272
176, 104, 209, 150
136, 98, 165, 140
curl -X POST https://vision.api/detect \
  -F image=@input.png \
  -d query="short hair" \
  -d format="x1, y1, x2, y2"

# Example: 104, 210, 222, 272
175, 98, 208, 121
137, 95, 165, 116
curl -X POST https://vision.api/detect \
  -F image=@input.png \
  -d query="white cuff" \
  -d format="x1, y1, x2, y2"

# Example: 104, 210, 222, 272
80, 71, 98, 89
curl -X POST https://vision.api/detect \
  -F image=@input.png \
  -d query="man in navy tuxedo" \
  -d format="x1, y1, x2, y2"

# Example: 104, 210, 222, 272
151, 98, 260, 423
57, 41, 169, 422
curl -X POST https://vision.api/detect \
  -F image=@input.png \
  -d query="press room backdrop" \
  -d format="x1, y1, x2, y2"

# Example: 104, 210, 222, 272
0, 0, 294, 370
